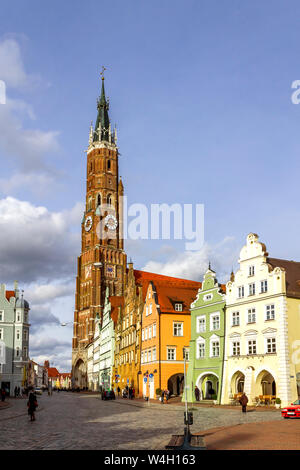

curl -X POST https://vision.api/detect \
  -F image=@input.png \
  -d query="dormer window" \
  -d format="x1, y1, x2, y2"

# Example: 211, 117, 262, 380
175, 303, 183, 311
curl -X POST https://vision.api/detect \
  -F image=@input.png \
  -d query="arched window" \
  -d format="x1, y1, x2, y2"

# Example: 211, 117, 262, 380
97, 194, 101, 207
107, 194, 112, 206
107, 159, 111, 170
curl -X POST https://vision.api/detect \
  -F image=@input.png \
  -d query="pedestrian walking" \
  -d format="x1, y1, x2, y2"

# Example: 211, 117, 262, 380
132, 388, 135, 399
194, 386, 200, 401
160, 390, 165, 404
17, 387, 20, 397
165, 389, 170, 402
117, 386, 120, 397
1, 387, 5, 402
14, 386, 17, 398
239, 392, 248, 413
27, 389, 38, 422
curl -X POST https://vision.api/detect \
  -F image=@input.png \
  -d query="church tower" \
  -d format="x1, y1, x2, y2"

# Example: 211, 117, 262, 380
72, 73, 127, 386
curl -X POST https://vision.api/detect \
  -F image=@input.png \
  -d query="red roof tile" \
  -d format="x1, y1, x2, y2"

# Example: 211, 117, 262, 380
47, 367, 60, 378
5, 290, 14, 301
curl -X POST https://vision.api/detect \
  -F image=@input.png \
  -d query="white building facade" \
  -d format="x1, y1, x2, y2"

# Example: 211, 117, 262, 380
0, 282, 30, 396
221, 233, 300, 407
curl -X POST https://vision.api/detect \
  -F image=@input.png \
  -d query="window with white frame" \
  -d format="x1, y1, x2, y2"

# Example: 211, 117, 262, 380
248, 339, 257, 355
266, 337, 276, 353
23, 346, 28, 358
17, 312, 21, 322
148, 349, 152, 362
141, 351, 144, 363
173, 322, 183, 336
148, 291, 151, 299
175, 303, 183, 311
232, 311, 240, 326
142, 329, 145, 341
152, 347, 156, 361
232, 341, 240, 356
145, 328, 148, 340
16, 330, 20, 340
247, 308, 256, 324
0, 311, 3, 322
167, 347, 176, 360
198, 342, 205, 358
15, 347, 20, 358
149, 304, 152, 314
197, 316, 206, 333
248, 283, 255, 296
146, 306, 149, 316
238, 286, 244, 298
153, 323, 156, 337
148, 326, 152, 339
261, 280, 268, 293
249, 265, 255, 276
211, 340, 220, 357
266, 304, 275, 321
210, 314, 220, 331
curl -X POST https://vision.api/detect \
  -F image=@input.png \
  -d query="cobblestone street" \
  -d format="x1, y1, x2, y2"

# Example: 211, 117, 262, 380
0, 392, 283, 450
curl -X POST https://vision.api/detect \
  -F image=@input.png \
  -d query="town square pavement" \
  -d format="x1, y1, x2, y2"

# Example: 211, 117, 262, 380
0, 392, 285, 450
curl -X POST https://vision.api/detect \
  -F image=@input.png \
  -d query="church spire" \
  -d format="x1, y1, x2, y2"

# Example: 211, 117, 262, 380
93, 67, 112, 143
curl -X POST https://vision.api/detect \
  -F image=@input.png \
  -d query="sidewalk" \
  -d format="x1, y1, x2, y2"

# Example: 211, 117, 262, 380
109, 396, 279, 412
198, 419, 300, 450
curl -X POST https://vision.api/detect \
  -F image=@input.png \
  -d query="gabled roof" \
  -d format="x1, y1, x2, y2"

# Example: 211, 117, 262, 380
133, 269, 201, 304
152, 280, 202, 314
109, 296, 124, 325
47, 367, 60, 378
267, 257, 300, 298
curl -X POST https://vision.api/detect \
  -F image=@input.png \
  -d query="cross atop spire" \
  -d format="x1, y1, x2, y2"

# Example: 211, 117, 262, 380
92, 68, 115, 144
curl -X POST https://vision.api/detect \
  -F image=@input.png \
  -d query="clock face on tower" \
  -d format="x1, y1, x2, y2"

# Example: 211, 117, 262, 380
104, 214, 118, 231
84, 215, 93, 232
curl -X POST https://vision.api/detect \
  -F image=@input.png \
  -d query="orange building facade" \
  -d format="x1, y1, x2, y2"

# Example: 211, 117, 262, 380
138, 277, 201, 398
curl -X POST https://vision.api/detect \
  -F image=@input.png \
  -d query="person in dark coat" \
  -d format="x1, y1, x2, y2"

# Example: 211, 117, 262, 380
239, 392, 248, 413
117, 386, 121, 397
27, 389, 38, 421
160, 390, 165, 404
194, 386, 200, 401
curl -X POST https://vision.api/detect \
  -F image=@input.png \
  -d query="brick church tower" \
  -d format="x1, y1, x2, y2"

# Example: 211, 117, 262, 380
72, 74, 127, 387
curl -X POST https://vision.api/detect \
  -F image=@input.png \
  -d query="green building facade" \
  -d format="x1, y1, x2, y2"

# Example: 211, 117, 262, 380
186, 266, 226, 403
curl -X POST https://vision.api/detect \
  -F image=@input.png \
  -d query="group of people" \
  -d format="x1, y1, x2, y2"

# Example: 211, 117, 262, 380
14, 386, 22, 397
118, 385, 135, 399
160, 389, 170, 403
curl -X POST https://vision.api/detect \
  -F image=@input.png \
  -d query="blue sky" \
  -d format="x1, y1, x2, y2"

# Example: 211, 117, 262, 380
0, 0, 300, 369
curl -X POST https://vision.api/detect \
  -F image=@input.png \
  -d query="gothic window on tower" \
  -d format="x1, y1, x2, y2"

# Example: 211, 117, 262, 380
107, 159, 111, 171
107, 194, 112, 206
97, 194, 101, 207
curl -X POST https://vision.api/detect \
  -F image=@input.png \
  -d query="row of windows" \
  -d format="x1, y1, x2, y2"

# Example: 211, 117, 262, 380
196, 336, 276, 359
197, 340, 220, 358
231, 305, 275, 326
142, 323, 157, 341
197, 314, 220, 333
141, 347, 157, 363
237, 280, 268, 298
230, 337, 276, 356
0, 329, 28, 341
117, 350, 136, 366
0, 312, 28, 323
122, 315, 133, 331
120, 330, 136, 348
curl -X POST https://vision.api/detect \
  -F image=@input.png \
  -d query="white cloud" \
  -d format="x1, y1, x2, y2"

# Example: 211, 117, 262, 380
0, 196, 83, 283
141, 236, 239, 283
0, 38, 39, 90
